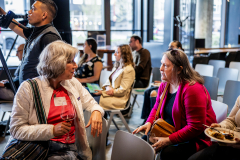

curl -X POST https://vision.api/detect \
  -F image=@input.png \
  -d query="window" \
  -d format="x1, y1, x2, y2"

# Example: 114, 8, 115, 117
0, 0, 27, 67
69, 0, 104, 47
153, 0, 165, 43
212, 0, 222, 48
110, 0, 134, 46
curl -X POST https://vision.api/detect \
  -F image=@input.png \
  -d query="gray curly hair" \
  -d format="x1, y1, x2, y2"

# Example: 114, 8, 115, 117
37, 40, 79, 78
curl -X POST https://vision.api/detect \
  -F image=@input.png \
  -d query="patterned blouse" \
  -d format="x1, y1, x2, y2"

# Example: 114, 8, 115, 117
75, 56, 102, 86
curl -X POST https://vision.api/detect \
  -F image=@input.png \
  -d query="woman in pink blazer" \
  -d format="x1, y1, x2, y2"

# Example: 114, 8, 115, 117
133, 49, 217, 160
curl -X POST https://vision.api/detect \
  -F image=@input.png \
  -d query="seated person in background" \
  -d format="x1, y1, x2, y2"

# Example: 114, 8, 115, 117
0, 44, 24, 100
141, 40, 185, 124
75, 38, 103, 87
94, 44, 135, 111
133, 49, 217, 160
188, 95, 240, 160
2, 41, 104, 159
129, 35, 151, 88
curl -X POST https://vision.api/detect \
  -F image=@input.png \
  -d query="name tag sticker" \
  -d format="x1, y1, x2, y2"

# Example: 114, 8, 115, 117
54, 97, 67, 106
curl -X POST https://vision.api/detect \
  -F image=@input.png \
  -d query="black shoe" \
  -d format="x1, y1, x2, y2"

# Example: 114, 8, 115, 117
121, 107, 130, 117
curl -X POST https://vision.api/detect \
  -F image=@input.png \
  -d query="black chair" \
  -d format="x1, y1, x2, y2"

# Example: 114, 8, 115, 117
235, 51, 240, 61
208, 52, 227, 61
225, 52, 237, 67
152, 67, 161, 82
0, 67, 17, 81
192, 56, 209, 68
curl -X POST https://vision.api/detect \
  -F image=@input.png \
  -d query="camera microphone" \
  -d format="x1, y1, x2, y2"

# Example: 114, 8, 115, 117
0, 11, 28, 29
14, 14, 28, 20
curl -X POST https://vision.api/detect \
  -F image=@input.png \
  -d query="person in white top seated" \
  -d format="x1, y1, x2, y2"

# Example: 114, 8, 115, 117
2, 41, 104, 160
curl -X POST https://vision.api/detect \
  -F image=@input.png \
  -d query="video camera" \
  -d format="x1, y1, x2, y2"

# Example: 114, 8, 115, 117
0, 10, 28, 29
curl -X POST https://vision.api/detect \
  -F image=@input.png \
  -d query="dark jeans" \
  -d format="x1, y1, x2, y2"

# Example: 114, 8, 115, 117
47, 141, 82, 160
141, 87, 158, 119
93, 95, 101, 104
142, 134, 196, 160
188, 143, 240, 160
134, 79, 149, 88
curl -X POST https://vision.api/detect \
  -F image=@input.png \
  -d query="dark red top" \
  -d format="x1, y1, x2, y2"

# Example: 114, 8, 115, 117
48, 86, 75, 144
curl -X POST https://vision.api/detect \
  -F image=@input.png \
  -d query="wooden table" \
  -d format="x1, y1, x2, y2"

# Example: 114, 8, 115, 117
79, 46, 116, 71
194, 48, 240, 55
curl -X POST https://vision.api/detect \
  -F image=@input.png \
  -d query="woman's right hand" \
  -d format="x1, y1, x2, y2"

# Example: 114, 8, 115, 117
94, 90, 102, 96
132, 122, 152, 135
53, 122, 71, 137
210, 123, 221, 128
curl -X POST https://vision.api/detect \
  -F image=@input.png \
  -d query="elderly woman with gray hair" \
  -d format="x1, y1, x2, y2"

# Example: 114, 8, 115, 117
3, 41, 104, 160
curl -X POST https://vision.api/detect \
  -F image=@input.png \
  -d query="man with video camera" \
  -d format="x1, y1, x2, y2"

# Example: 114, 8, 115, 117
0, 0, 61, 84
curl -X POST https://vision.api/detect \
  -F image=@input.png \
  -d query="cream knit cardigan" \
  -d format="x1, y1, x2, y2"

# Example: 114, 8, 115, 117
220, 96, 240, 130
8, 76, 104, 160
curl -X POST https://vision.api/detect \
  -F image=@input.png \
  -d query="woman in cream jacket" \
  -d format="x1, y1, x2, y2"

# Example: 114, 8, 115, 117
94, 44, 135, 110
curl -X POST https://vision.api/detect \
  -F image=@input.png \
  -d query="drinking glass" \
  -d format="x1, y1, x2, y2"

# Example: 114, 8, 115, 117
60, 100, 76, 142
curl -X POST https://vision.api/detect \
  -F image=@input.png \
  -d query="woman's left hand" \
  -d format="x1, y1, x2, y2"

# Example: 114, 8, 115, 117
151, 137, 172, 152
85, 110, 102, 137
106, 87, 114, 96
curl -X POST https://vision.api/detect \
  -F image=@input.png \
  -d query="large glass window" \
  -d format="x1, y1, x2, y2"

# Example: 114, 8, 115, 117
110, 0, 135, 46
180, 0, 196, 55
153, 0, 165, 43
212, 0, 222, 48
225, 0, 240, 47
0, 0, 27, 67
69, 0, 104, 47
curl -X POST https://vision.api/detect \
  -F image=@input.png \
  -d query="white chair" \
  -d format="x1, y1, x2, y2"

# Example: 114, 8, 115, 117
211, 100, 228, 123
223, 80, 240, 114
99, 70, 111, 88
83, 110, 107, 160
0, 101, 13, 137
111, 130, 155, 160
216, 68, 238, 95
208, 60, 226, 77
203, 76, 219, 100
104, 81, 135, 133
195, 64, 214, 77
229, 62, 240, 81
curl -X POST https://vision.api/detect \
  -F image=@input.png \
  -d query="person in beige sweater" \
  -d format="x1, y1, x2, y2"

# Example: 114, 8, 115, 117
188, 96, 240, 160
94, 44, 135, 110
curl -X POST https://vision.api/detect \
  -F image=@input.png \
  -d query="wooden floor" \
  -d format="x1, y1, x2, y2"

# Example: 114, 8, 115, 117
0, 95, 145, 159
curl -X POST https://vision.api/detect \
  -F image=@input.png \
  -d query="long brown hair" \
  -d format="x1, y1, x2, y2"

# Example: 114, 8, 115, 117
78, 38, 97, 66
164, 49, 204, 84
115, 44, 135, 68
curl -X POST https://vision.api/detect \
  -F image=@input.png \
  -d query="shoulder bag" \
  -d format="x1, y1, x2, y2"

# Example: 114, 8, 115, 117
1, 79, 49, 160
149, 83, 175, 140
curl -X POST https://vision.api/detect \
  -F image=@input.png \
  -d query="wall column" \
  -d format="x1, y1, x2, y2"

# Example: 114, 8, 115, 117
195, 0, 213, 48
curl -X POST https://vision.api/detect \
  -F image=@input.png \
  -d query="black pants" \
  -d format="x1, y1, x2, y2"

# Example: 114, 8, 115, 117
142, 134, 196, 160
134, 79, 149, 88
141, 86, 158, 119
188, 143, 240, 160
